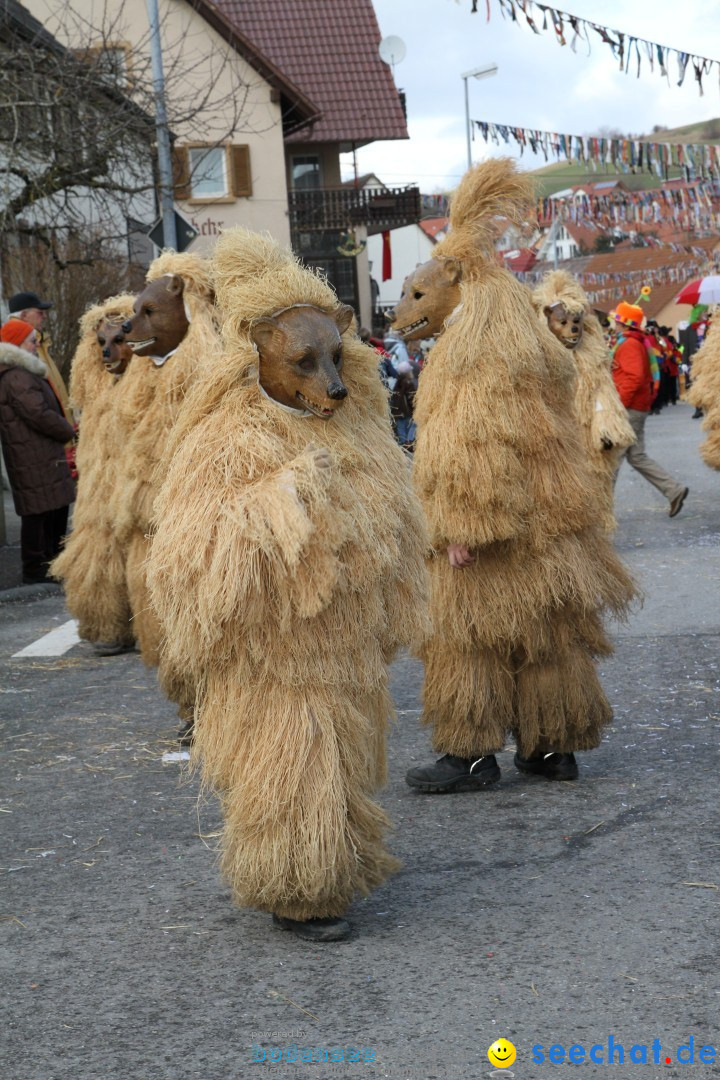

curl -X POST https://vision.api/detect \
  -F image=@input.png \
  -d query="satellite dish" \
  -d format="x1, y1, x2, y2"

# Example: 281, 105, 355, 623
379, 35, 406, 69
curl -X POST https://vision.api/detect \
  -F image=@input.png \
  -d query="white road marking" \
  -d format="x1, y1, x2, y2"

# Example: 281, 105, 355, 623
13, 619, 80, 658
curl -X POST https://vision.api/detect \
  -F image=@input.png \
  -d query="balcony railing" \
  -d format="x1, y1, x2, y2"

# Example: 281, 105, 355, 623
289, 185, 421, 236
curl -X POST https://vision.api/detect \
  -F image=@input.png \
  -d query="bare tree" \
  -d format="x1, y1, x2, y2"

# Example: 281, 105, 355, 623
0, 0, 254, 267
3, 230, 139, 378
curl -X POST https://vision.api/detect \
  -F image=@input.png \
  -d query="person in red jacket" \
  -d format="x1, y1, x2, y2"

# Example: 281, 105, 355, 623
611, 302, 688, 517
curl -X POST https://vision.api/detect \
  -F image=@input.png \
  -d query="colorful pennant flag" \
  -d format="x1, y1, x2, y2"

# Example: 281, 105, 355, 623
472, 1, 719, 95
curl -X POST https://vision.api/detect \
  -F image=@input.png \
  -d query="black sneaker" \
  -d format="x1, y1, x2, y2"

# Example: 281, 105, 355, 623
514, 751, 578, 782
272, 914, 352, 942
405, 753, 500, 793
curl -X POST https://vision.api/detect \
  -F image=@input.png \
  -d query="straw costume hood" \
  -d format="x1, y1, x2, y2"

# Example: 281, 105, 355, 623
114, 253, 218, 706
409, 160, 636, 788
147, 228, 428, 937
532, 271, 635, 531
688, 320, 720, 470
51, 295, 136, 648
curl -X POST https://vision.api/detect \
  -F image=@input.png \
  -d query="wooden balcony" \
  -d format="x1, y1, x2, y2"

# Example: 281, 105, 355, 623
288, 185, 421, 235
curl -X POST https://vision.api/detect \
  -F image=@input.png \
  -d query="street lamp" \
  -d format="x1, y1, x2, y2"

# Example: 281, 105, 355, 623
462, 63, 499, 170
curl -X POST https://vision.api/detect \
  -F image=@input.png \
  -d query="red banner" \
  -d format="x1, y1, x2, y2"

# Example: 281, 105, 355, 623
382, 230, 392, 282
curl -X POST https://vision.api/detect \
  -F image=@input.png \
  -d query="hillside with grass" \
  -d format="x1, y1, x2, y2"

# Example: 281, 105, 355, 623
529, 116, 720, 197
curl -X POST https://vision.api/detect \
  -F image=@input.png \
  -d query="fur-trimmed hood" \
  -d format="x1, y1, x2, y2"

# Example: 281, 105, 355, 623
0, 341, 48, 378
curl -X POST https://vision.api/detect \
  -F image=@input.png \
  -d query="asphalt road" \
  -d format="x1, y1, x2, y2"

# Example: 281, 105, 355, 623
2, 402, 719, 1080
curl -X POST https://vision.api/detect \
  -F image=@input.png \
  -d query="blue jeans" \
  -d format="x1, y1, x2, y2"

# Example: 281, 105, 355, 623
394, 417, 416, 445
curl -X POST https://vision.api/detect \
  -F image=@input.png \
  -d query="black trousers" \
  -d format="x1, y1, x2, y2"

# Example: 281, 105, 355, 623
20, 505, 70, 582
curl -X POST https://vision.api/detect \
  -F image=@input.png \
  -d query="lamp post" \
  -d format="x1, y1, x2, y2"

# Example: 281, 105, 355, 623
146, 0, 177, 249
461, 63, 498, 170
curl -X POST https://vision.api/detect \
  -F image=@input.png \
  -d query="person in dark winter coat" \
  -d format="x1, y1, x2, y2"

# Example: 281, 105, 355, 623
0, 319, 76, 583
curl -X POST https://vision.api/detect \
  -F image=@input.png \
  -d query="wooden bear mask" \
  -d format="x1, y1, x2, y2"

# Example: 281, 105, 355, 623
391, 257, 462, 342
252, 303, 354, 419
544, 303, 585, 350
122, 275, 189, 361
96, 320, 133, 376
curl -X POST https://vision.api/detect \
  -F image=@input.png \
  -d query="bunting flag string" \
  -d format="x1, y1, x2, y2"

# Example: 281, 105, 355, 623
535, 181, 717, 232
474, 118, 720, 181
517, 259, 718, 305
472, 1, 720, 95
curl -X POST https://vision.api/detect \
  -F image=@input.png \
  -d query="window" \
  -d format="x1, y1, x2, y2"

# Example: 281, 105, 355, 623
95, 47, 129, 86
173, 145, 252, 201
291, 155, 322, 190
189, 146, 228, 198
77, 43, 132, 88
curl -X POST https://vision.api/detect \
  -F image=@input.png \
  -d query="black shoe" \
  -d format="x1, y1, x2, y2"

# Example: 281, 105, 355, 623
177, 718, 195, 746
515, 751, 578, 782
692, 408, 703, 419
92, 641, 135, 657
669, 486, 688, 518
272, 914, 352, 942
405, 753, 500, 793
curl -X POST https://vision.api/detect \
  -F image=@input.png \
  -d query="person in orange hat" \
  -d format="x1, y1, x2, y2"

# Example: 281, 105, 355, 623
611, 301, 688, 517
0, 318, 76, 583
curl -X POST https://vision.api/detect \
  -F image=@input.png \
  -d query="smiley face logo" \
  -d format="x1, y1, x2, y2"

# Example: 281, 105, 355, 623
488, 1039, 517, 1068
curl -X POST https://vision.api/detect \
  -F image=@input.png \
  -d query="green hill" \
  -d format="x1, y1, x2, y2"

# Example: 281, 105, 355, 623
530, 116, 720, 198
649, 117, 720, 143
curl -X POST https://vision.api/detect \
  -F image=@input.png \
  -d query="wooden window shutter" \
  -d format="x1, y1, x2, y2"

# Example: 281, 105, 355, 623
231, 145, 252, 197
172, 146, 191, 200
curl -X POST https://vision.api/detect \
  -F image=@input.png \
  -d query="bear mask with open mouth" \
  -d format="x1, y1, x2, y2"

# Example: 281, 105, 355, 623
122, 274, 189, 361
96, 320, 133, 375
252, 303, 354, 418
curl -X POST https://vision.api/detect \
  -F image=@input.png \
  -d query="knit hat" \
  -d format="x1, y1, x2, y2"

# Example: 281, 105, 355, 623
614, 302, 645, 330
1, 319, 35, 346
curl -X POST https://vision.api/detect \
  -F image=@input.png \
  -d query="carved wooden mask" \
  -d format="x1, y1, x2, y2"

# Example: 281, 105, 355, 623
391, 257, 462, 341
96, 320, 133, 376
543, 303, 584, 350
122, 275, 189, 359
251, 303, 354, 418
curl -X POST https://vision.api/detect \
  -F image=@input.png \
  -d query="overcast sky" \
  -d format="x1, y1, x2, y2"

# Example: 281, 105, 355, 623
340, 0, 720, 191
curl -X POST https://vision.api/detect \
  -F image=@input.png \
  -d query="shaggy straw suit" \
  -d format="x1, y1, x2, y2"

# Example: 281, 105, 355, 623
688, 320, 720, 470
532, 271, 636, 532
51, 296, 136, 646
412, 160, 637, 760
113, 253, 218, 710
147, 229, 428, 921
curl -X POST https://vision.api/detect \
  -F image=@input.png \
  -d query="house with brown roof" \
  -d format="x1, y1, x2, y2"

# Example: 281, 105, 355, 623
529, 237, 720, 332
222, 0, 420, 322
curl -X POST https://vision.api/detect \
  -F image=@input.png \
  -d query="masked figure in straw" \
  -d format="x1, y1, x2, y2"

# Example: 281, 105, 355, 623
52, 296, 137, 653
406, 159, 637, 791
687, 317, 720, 470
146, 228, 428, 942
115, 252, 220, 739
532, 270, 635, 532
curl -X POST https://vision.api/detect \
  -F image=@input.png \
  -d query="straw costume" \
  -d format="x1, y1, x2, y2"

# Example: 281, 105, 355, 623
51, 296, 136, 651
115, 253, 218, 723
408, 160, 636, 790
147, 228, 428, 940
688, 319, 720, 470
532, 271, 635, 531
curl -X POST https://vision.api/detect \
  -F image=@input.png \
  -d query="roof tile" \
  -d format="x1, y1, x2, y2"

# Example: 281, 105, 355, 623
216, 0, 408, 145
